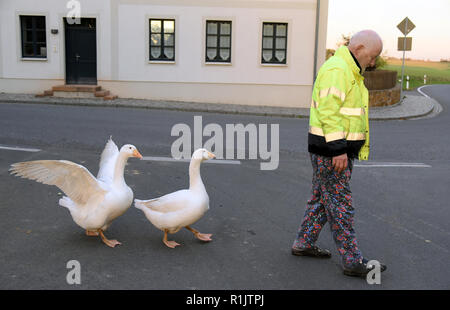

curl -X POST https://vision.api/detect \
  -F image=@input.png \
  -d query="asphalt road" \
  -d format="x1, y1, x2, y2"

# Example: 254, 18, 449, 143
0, 84, 449, 290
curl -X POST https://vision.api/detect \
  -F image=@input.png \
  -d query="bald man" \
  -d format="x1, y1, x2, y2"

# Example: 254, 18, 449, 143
291, 30, 387, 278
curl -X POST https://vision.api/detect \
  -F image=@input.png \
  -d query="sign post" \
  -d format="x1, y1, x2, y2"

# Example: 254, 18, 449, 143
397, 17, 415, 99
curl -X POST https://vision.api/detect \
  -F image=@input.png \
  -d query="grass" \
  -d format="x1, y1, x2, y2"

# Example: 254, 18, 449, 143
381, 58, 450, 90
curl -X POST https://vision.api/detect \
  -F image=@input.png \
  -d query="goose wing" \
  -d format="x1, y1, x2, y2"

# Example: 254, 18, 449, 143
10, 160, 107, 205
96, 137, 119, 185
135, 190, 192, 213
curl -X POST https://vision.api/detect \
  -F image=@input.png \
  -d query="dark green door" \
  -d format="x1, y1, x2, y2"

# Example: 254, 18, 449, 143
64, 18, 97, 85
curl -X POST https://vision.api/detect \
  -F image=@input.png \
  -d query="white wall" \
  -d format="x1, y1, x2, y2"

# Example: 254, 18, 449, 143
116, 2, 316, 85
0, 0, 328, 108
0, 0, 111, 81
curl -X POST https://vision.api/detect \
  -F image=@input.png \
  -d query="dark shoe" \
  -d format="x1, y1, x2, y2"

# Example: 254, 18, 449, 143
343, 258, 387, 277
291, 245, 332, 258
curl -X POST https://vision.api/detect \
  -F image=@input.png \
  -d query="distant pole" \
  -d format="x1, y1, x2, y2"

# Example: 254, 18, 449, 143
400, 18, 408, 99
397, 17, 415, 98
312, 0, 321, 84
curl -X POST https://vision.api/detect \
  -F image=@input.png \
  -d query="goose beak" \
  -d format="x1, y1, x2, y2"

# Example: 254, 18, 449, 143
207, 151, 216, 159
133, 149, 143, 159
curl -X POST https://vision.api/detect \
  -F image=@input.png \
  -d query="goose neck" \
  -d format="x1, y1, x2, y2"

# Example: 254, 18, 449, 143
113, 152, 128, 187
189, 159, 204, 191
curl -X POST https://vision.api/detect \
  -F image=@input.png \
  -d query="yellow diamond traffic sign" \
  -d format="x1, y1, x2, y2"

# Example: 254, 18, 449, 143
397, 17, 415, 36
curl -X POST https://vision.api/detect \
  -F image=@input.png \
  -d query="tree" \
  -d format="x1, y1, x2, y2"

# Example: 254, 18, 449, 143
326, 49, 335, 60
338, 34, 351, 47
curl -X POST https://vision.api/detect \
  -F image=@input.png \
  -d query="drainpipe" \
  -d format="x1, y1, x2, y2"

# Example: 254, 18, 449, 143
313, 0, 321, 84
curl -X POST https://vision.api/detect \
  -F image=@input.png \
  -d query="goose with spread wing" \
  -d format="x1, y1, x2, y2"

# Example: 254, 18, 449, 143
9, 137, 143, 248
134, 148, 215, 248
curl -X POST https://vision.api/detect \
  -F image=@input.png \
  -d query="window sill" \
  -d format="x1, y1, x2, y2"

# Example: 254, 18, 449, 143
21, 57, 48, 62
260, 63, 288, 67
205, 62, 232, 66
148, 60, 176, 64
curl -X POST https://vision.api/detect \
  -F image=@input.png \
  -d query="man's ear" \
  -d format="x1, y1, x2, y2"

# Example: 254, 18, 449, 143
353, 44, 365, 55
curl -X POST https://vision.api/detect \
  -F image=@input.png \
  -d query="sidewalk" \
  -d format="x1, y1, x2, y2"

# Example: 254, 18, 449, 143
0, 92, 438, 120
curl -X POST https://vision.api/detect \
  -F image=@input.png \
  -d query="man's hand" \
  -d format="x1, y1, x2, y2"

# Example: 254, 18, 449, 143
332, 153, 348, 173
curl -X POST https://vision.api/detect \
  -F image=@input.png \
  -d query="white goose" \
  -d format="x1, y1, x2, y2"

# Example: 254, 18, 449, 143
9, 137, 143, 248
134, 148, 215, 248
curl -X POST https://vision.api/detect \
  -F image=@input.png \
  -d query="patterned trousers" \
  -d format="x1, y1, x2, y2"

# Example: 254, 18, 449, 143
293, 153, 363, 267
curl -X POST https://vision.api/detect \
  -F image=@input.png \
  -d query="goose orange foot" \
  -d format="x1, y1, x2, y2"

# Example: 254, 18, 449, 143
98, 229, 122, 248
163, 230, 180, 248
185, 226, 212, 242
195, 233, 212, 242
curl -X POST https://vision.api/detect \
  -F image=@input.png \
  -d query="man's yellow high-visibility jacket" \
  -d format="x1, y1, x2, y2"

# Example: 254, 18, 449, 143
308, 45, 370, 160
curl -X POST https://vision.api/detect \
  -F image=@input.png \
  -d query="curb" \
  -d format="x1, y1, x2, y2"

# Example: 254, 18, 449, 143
0, 94, 310, 119
0, 92, 437, 120
369, 95, 436, 121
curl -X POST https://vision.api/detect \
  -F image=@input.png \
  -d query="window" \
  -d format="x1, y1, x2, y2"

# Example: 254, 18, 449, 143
261, 22, 288, 64
20, 15, 47, 58
205, 21, 231, 63
149, 19, 175, 61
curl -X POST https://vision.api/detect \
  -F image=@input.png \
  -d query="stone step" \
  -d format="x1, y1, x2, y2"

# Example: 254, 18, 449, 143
52, 84, 102, 92
53, 91, 96, 98
95, 90, 110, 97
104, 95, 118, 100
37, 84, 117, 100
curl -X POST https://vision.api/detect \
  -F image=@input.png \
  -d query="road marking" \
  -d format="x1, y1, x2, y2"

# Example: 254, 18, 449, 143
0, 145, 41, 152
142, 156, 241, 165
415, 84, 443, 118
355, 161, 431, 168
417, 85, 430, 98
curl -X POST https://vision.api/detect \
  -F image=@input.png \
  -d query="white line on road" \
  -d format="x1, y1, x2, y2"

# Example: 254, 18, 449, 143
142, 156, 241, 165
417, 85, 431, 98
355, 162, 431, 168
0, 145, 41, 152
0, 145, 431, 168
416, 84, 443, 117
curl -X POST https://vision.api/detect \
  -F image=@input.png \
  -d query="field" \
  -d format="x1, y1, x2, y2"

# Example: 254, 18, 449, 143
382, 58, 450, 90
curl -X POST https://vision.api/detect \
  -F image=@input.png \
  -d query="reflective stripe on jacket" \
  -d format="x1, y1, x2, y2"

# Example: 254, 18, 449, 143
308, 45, 370, 160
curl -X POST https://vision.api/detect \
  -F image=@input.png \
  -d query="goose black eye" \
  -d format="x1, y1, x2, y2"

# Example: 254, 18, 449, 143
129, 147, 132, 150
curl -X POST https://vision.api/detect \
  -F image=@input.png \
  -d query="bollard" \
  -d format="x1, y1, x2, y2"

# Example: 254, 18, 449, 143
424, 74, 427, 84
406, 75, 409, 90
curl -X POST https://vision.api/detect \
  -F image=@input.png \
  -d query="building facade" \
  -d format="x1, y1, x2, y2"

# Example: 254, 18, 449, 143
0, 0, 329, 108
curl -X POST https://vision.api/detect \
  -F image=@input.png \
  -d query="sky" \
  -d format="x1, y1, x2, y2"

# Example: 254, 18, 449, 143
326, 0, 450, 61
